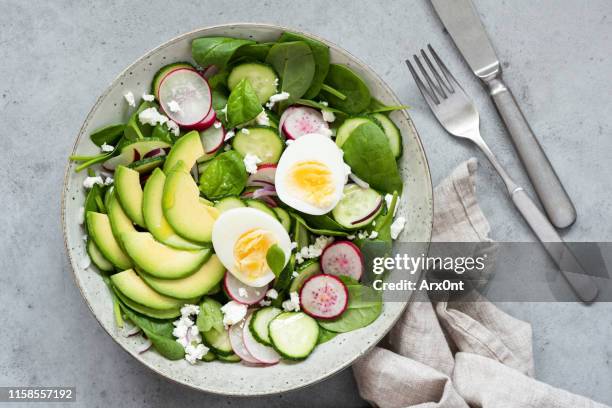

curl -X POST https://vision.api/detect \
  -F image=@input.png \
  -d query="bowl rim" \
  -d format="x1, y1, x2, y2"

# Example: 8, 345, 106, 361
61, 22, 433, 396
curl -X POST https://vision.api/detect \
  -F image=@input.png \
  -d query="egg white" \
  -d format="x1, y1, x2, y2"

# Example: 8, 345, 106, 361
275, 134, 347, 215
212, 207, 292, 287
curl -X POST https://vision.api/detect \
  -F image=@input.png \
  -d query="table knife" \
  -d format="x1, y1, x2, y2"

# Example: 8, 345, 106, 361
430, 0, 577, 229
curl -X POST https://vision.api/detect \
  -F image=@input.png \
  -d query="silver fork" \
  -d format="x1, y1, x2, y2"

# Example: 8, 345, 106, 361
406, 45, 598, 302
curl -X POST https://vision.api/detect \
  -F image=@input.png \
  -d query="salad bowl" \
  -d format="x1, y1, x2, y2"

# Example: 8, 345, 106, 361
62, 23, 433, 395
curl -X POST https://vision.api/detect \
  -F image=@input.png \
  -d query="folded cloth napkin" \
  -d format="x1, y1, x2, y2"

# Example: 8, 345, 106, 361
352, 159, 608, 408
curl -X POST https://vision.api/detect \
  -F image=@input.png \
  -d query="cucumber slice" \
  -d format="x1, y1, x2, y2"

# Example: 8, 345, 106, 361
289, 260, 321, 293
249, 307, 282, 346
335, 117, 375, 148
245, 199, 277, 219
214, 196, 246, 213
371, 113, 402, 158
87, 239, 114, 272
128, 156, 165, 173
151, 62, 195, 99
232, 127, 284, 165
331, 184, 383, 229
272, 207, 291, 231
227, 63, 278, 104
269, 312, 319, 360
202, 327, 233, 356
217, 353, 241, 363
201, 351, 216, 362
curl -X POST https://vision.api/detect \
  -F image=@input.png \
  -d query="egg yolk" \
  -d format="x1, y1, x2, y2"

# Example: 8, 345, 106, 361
233, 229, 276, 279
287, 160, 335, 208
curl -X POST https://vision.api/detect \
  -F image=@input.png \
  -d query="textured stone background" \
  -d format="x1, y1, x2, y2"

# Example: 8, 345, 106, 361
1, 0, 610, 406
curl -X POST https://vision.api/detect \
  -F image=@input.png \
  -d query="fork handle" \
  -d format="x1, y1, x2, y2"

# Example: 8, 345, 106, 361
510, 186, 598, 302
487, 77, 576, 229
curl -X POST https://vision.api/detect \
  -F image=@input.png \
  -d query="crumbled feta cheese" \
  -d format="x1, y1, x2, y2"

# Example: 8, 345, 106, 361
322, 109, 336, 122
282, 291, 301, 311
224, 130, 235, 141
180, 304, 200, 317
292, 271, 299, 278
185, 343, 209, 364
295, 236, 334, 264
390, 216, 406, 239
385, 194, 399, 216
265, 91, 291, 109
138, 107, 169, 127
290, 242, 298, 250
104, 177, 114, 186
369, 230, 379, 240
175, 325, 202, 348
83, 176, 104, 189
79, 255, 91, 269
243, 153, 262, 174
77, 207, 85, 225
255, 110, 270, 126
167, 100, 181, 113
167, 120, 180, 136
295, 253, 304, 264
241, 128, 250, 134
220, 301, 247, 326
357, 230, 369, 240
142, 93, 155, 102
318, 124, 333, 137
347, 234, 356, 240
238, 287, 248, 298
124, 91, 135, 107
100, 143, 114, 152
213, 121, 222, 129
266, 289, 278, 300
259, 299, 272, 307
274, 77, 279, 87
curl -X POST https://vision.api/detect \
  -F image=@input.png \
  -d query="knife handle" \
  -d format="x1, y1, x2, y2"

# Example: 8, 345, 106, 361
486, 77, 577, 228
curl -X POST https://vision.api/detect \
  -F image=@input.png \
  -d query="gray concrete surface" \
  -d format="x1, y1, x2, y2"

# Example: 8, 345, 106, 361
1, 0, 611, 406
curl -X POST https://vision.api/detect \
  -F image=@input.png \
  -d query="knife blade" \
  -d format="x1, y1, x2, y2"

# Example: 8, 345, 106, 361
430, 0, 577, 229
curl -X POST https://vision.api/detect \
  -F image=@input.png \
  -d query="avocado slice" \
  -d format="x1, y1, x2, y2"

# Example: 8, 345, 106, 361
163, 162, 219, 243
87, 212, 133, 270
112, 286, 180, 319
114, 166, 145, 227
107, 190, 136, 247
140, 254, 225, 299
121, 231, 211, 279
111, 269, 191, 310
142, 168, 204, 250
162, 130, 204, 173
86, 239, 114, 272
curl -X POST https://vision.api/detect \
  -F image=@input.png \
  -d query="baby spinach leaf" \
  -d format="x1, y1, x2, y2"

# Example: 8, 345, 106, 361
300, 213, 349, 233
143, 330, 185, 360
199, 150, 247, 200
231, 42, 273, 62
266, 244, 286, 277
365, 97, 409, 114
124, 100, 155, 141
273, 253, 296, 295
295, 99, 345, 115
323, 64, 371, 114
265, 41, 315, 109
208, 70, 230, 91
317, 326, 338, 344
318, 276, 382, 333
226, 79, 263, 128
341, 122, 402, 194
84, 184, 104, 218
121, 304, 175, 337
90, 124, 125, 147
197, 297, 224, 334
151, 124, 173, 144
192, 37, 255, 70
291, 212, 349, 237
279, 32, 330, 99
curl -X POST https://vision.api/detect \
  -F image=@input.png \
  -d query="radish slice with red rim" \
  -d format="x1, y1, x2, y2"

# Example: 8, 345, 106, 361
229, 318, 260, 364
242, 314, 280, 364
157, 68, 212, 127
224, 272, 267, 305
320, 241, 364, 281
281, 106, 329, 140
278, 106, 298, 132
300, 274, 349, 319
247, 164, 277, 188
199, 123, 225, 154
143, 148, 167, 159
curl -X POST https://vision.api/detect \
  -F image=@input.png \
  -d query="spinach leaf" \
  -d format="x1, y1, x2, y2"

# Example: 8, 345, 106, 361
208, 70, 230, 91
295, 99, 345, 115
231, 42, 273, 62
199, 150, 247, 200
317, 326, 338, 344
318, 276, 382, 333
90, 124, 125, 147
341, 122, 402, 194
196, 297, 224, 334
226, 78, 263, 128
84, 184, 104, 220
365, 97, 408, 114
291, 212, 349, 237
301, 213, 348, 233
143, 330, 185, 360
266, 244, 286, 277
192, 37, 255, 70
124, 100, 155, 141
265, 41, 315, 109
279, 32, 330, 99
273, 253, 296, 296
151, 124, 174, 144
323, 64, 371, 114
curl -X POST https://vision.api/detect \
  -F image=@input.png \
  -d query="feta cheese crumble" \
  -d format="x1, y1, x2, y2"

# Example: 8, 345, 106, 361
259, 299, 272, 307
238, 287, 248, 298
266, 288, 278, 300
255, 110, 270, 126
292, 271, 299, 278
100, 143, 114, 152
266, 91, 290, 109
185, 343, 208, 364
241, 128, 250, 134
220, 301, 247, 326
138, 107, 168, 127
390, 216, 406, 239
104, 176, 114, 186
295, 236, 334, 264
213, 121, 222, 129
318, 124, 333, 137
142, 93, 155, 102
124, 91, 136, 107
167, 100, 181, 113
171, 305, 208, 364
369, 230, 379, 240
243, 153, 262, 174
83, 176, 104, 189
282, 291, 300, 312
322, 109, 336, 122
167, 120, 180, 136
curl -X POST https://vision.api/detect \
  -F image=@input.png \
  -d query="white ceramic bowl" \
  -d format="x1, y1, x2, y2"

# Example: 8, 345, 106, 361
62, 23, 433, 396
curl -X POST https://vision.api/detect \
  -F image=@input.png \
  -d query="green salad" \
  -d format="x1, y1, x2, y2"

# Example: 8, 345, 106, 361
70, 31, 408, 365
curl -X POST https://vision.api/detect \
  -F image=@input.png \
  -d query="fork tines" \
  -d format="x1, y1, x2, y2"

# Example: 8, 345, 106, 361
406, 45, 458, 105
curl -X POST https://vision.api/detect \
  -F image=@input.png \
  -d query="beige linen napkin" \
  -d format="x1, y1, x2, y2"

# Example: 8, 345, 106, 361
353, 159, 608, 408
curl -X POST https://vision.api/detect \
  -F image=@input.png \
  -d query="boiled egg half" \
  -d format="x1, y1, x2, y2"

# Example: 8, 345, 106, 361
212, 207, 292, 287
275, 134, 347, 215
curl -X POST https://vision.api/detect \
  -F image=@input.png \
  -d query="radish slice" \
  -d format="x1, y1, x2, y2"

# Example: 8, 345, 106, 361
186, 109, 217, 131
242, 314, 280, 364
320, 241, 364, 281
136, 338, 153, 354
224, 272, 267, 305
229, 318, 261, 364
279, 106, 298, 132
252, 187, 277, 200
247, 164, 277, 188
199, 123, 225, 154
282, 106, 329, 140
143, 148, 167, 159
157, 68, 212, 127
300, 274, 348, 319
